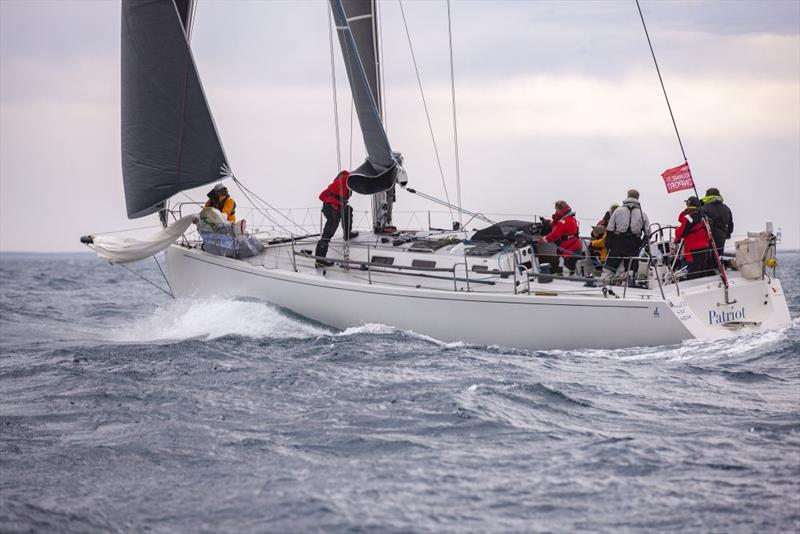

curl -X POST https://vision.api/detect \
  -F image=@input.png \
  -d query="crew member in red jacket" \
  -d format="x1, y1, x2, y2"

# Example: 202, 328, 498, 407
541, 200, 582, 274
674, 196, 711, 280
314, 170, 359, 266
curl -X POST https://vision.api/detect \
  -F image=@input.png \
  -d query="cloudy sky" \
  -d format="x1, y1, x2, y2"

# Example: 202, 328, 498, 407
1, 0, 798, 251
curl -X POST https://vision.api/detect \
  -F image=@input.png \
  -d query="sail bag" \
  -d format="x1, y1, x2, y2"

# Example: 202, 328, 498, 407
89, 214, 197, 264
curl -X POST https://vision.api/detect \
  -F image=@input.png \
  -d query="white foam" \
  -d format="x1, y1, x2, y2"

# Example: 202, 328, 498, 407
111, 298, 330, 342
338, 323, 398, 336
554, 317, 798, 363
337, 322, 466, 348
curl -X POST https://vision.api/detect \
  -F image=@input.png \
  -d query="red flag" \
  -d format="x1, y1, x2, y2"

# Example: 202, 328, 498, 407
661, 162, 695, 194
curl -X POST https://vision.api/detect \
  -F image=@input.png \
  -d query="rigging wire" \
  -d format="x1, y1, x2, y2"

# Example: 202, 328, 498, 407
327, 5, 343, 170
446, 0, 463, 227
349, 97, 354, 169
635, 0, 688, 163
120, 263, 174, 298
153, 254, 174, 296
377, 0, 388, 129
232, 177, 306, 236
187, 0, 198, 40
397, 0, 455, 225
405, 187, 494, 225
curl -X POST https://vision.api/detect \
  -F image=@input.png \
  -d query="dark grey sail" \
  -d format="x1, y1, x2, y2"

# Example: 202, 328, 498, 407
341, 0, 381, 115
121, 0, 228, 219
329, 0, 400, 201
339, 0, 397, 232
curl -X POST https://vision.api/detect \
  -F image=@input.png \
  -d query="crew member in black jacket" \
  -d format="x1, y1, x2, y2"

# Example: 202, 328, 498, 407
701, 188, 734, 256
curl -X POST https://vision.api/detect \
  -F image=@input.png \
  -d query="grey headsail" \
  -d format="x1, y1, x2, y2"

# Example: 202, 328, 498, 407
121, 0, 228, 219
329, 0, 402, 198
339, 0, 397, 232
341, 0, 381, 116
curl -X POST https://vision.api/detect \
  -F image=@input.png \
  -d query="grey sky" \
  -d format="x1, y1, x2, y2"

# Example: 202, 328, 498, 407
1, 0, 798, 251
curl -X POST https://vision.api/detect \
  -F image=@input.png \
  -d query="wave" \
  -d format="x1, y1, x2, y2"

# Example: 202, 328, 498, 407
337, 323, 465, 348
110, 298, 331, 343
546, 317, 799, 363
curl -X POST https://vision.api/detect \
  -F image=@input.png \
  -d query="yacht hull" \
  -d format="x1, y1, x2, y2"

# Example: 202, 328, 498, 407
165, 245, 790, 351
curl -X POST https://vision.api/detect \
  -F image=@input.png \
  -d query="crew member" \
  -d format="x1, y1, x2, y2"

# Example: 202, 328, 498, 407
314, 170, 359, 266
701, 187, 734, 256
603, 189, 650, 281
204, 183, 236, 222
540, 200, 582, 274
675, 196, 712, 280
589, 203, 618, 264
592, 203, 620, 238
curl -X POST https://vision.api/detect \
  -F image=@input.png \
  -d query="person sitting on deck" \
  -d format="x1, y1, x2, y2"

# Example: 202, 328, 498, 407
204, 183, 237, 222
674, 196, 712, 280
314, 170, 360, 267
540, 200, 582, 275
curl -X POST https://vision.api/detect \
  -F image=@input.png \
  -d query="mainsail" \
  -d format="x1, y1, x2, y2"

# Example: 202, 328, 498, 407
339, 0, 398, 232
329, 0, 403, 202
121, 0, 228, 219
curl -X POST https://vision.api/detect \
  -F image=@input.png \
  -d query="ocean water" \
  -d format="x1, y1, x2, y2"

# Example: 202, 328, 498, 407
1, 251, 798, 533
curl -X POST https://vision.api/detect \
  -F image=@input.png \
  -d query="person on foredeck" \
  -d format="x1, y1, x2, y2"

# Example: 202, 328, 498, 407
540, 200, 582, 274
314, 170, 360, 267
701, 187, 734, 257
602, 189, 650, 281
204, 183, 237, 222
675, 196, 712, 280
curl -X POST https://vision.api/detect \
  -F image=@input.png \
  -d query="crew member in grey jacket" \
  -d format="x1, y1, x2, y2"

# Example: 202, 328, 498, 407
603, 189, 651, 280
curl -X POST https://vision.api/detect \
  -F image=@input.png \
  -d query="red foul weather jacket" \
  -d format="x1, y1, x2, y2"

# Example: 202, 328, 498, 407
544, 207, 581, 256
319, 171, 352, 210
675, 209, 711, 262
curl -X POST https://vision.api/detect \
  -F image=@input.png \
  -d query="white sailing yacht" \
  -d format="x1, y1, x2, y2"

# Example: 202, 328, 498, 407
84, 0, 791, 350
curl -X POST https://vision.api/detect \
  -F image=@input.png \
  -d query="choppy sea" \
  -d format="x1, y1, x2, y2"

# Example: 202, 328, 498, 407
0, 251, 798, 533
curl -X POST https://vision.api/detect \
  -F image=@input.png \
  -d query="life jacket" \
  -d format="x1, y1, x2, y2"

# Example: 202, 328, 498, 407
319, 171, 352, 209
607, 198, 648, 241
544, 206, 581, 254
590, 233, 609, 262
617, 205, 642, 238
675, 208, 710, 261
204, 194, 236, 222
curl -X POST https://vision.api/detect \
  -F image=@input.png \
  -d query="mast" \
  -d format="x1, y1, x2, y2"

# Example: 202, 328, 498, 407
332, 0, 404, 232
365, 0, 394, 232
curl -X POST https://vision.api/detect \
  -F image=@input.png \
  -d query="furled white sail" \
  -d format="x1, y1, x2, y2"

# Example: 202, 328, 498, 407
88, 214, 197, 264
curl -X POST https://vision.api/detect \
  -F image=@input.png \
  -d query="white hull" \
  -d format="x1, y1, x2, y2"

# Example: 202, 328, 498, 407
165, 244, 790, 350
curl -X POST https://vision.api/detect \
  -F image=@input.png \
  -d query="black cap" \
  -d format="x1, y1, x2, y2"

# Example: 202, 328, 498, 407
685, 196, 701, 207
705, 187, 720, 196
